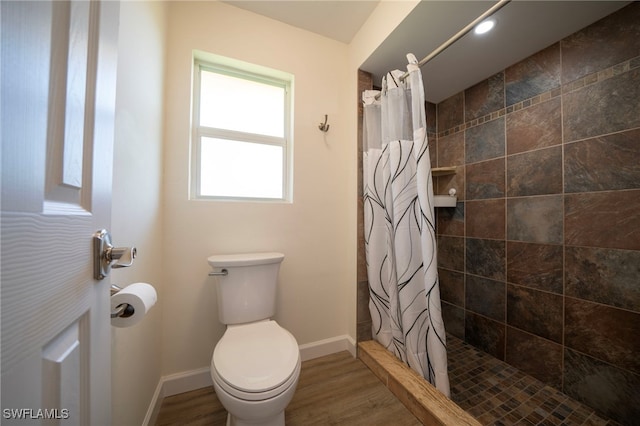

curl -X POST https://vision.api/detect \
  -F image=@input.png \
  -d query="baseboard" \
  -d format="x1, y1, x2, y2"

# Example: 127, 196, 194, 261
144, 334, 357, 424
299, 334, 357, 361
142, 379, 164, 426
142, 367, 213, 426
161, 366, 214, 397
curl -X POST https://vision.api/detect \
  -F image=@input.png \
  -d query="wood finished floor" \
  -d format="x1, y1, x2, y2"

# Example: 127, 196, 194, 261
155, 351, 421, 425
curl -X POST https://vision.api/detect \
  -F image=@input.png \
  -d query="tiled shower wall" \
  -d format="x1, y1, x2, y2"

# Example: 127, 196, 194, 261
435, 4, 640, 424
357, 3, 640, 425
356, 69, 373, 343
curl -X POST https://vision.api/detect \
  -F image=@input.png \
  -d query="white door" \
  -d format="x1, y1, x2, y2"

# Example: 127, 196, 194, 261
1, 1, 119, 424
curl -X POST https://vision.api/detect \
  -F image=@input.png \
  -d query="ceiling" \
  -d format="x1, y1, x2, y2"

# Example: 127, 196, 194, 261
224, 1, 630, 103
223, 1, 379, 43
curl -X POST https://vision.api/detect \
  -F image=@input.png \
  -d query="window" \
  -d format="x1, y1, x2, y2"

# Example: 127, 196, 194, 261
192, 55, 292, 201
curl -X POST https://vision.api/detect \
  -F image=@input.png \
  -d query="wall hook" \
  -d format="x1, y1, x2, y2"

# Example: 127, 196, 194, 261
318, 114, 330, 132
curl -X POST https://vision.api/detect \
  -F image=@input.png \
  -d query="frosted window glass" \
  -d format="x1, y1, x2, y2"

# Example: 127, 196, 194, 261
200, 137, 283, 199
200, 70, 285, 137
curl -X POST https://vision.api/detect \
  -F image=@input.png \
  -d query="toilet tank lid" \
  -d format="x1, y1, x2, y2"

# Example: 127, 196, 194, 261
208, 252, 284, 267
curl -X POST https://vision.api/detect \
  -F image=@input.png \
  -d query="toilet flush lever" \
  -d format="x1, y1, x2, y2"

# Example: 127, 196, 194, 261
208, 269, 228, 276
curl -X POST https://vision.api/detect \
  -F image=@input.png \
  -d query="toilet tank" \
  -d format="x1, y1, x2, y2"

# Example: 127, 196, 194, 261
207, 252, 285, 325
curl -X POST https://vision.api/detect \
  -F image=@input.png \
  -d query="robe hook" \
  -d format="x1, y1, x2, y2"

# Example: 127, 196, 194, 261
318, 114, 330, 132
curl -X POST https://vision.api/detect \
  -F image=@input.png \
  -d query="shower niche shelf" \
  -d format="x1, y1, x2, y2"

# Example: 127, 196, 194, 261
432, 166, 457, 207
434, 195, 457, 208
431, 166, 457, 177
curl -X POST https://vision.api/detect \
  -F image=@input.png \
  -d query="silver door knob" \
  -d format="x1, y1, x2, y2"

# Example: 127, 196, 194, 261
108, 246, 137, 268
93, 229, 137, 280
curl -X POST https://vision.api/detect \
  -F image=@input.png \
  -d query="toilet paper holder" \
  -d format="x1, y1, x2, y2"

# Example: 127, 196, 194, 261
110, 284, 135, 319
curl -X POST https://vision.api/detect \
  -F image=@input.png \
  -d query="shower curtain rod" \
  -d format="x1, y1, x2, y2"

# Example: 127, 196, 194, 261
374, 0, 511, 99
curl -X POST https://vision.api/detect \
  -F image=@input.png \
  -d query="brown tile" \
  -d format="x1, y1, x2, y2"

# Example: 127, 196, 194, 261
357, 320, 373, 342
465, 118, 506, 165
466, 158, 505, 200
466, 238, 506, 281
442, 302, 464, 339
506, 43, 561, 106
565, 245, 640, 312
507, 241, 563, 294
565, 297, 640, 374
465, 312, 506, 360
428, 137, 437, 170
466, 199, 505, 240
358, 69, 372, 288
438, 268, 464, 306
565, 189, 640, 250
465, 72, 505, 121
437, 201, 464, 236
357, 280, 371, 323
507, 284, 563, 343
506, 327, 563, 389
507, 146, 563, 197
561, 2, 640, 83
503, 410, 523, 423
426, 101, 437, 134
438, 92, 464, 133
564, 348, 640, 425
437, 131, 465, 167
563, 67, 640, 143
437, 236, 465, 272
466, 275, 505, 321
507, 195, 563, 244
357, 198, 368, 281
506, 97, 562, 155
358, 70, 372, 148
564, 128, 640, 193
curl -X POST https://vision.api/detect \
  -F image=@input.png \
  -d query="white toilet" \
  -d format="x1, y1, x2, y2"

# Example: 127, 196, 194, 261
208, 252, 301, 426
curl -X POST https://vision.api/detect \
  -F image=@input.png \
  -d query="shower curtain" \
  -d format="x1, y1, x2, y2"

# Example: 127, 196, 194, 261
362, 54, 450, 396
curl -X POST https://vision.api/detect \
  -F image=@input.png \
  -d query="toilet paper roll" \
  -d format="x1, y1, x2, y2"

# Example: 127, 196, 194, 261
111, 282, 157, 328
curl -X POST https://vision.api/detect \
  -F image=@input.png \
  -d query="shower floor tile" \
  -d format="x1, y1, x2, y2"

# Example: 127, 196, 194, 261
447, 334, 621, 426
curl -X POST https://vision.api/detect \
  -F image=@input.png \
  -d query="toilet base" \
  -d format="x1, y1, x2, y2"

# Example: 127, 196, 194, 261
226, 411, 285, 426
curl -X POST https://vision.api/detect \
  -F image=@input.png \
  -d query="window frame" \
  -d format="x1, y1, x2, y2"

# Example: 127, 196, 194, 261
191, 58, 292, 202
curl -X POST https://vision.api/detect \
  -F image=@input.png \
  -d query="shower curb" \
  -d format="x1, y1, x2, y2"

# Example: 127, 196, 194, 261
358, 340, 481, 426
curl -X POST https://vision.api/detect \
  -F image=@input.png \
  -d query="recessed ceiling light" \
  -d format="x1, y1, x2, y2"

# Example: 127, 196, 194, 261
474, 19, 495, 35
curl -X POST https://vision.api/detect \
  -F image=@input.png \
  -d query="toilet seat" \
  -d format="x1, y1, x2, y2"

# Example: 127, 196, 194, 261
212, 320, 300, 401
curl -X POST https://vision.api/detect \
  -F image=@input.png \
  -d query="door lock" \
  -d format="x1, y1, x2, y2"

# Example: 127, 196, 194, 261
93, 229, 137, 280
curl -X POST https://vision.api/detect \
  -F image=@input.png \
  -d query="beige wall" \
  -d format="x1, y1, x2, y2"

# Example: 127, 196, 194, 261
109, 0, 420, 420
111, 1, 166, 424
162, 1, 355, 375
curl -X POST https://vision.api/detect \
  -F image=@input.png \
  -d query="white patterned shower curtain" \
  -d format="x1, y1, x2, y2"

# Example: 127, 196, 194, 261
362, 54, 450, 396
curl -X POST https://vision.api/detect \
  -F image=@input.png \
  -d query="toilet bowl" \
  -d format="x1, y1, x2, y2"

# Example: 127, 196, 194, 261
207, 252, 300, 426
211, 320, 300, 426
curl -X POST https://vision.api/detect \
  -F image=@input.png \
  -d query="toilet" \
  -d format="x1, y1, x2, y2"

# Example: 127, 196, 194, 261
208, 252, 301, 426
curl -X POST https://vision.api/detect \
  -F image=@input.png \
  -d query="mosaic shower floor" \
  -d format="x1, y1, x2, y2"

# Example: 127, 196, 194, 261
447, 335, 621, 426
